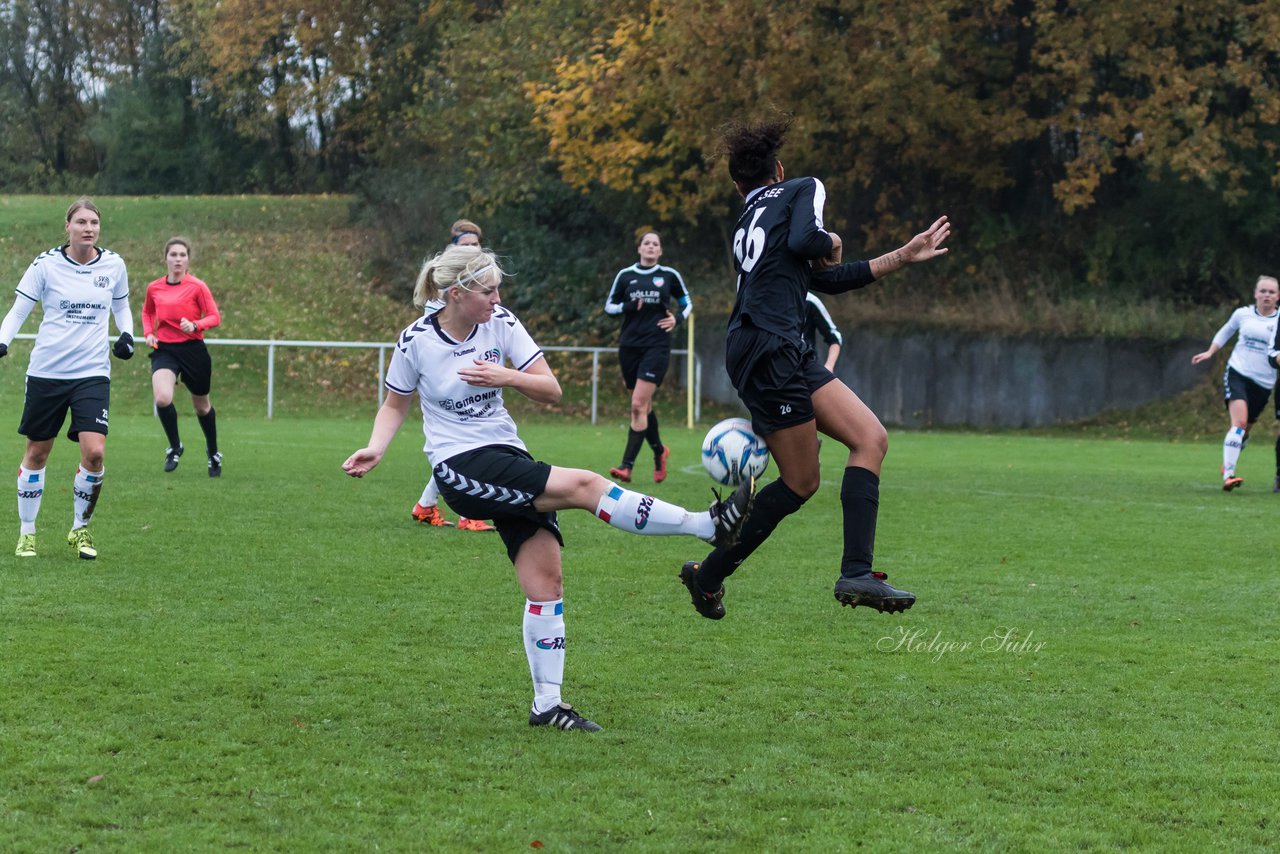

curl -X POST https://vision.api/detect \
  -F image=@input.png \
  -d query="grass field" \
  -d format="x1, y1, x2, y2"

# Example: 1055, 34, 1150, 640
1, 413, 1276, 851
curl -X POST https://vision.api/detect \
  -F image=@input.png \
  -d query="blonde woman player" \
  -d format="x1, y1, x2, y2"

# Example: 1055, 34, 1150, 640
1191, 275, 1280, 491
0, 197, 135, 559
343, 244, 754, 732
409, 219, 495, 531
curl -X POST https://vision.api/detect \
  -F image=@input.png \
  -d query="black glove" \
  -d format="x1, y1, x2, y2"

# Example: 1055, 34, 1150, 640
0, 342, 8, 359
113, 332, 134, 360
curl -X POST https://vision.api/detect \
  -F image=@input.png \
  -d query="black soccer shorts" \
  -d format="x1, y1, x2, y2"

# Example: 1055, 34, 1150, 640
434, 444, 563, 563
726, 325, 836, 436
149, 339, 213, 396
1223, 367, 1271, 424
618, 345, 670, 389
19, 375, 111, 442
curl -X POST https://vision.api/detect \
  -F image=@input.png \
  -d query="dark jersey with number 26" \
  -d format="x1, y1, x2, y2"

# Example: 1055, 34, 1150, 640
728, 176, 875, 348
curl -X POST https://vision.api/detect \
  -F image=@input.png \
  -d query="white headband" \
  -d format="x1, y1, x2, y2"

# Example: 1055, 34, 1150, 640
453, 263, 497, 291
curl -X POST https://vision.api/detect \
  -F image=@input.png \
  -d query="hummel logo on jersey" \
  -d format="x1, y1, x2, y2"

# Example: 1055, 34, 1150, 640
536, 637, 565, 650
453, 346, 476, 357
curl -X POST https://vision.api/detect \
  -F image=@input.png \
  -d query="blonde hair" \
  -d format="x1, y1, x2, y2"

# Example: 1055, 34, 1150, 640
1257, 275, 1278, 288
413, 244, 506, 308
164, 236, 192, 259
66, 197, 100, 222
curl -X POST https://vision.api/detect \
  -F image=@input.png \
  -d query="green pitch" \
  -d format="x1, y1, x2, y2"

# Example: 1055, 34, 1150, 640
1, 417, 1275, 850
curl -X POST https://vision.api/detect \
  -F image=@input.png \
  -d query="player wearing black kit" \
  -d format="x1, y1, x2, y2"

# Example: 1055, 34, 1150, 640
604, 231, 691, 483
803, 292, 843, 371
678, 117, 950, 619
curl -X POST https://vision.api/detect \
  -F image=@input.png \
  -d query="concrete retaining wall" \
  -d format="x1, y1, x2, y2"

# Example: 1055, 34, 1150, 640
696, 324, 1204, 428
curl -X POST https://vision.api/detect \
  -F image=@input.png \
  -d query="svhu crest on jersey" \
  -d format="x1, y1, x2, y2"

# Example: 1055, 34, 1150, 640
94, 276, 110, 289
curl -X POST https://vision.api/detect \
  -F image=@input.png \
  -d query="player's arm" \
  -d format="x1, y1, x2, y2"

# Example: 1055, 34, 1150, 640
142, 286, 158, 346
193, 282, 221, 331
342, 390, 413, 477
111, 288, 136, 359
1193, 313, 1240, 364
671, 269, 692, 321
810, 259, 876, 294
604, 271, 629, 315
0, 292, 38, 357
787, 178, 836, 260
866, 216, 951, 279
458, 354, 562, 405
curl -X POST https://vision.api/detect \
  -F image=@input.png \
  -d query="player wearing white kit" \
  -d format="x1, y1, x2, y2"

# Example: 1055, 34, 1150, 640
343, 244, 753, 733
0, 198, 135, 559
1191, 275, 1280, 491
409, 219, 495, 532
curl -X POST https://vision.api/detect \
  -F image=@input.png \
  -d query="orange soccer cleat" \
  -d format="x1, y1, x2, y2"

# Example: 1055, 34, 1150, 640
653, 445, 671, 483
412, 503, 454, 526
457, 517, 496, 532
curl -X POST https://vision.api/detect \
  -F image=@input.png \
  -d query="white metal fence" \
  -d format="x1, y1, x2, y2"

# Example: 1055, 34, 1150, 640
12, 333, 703, 424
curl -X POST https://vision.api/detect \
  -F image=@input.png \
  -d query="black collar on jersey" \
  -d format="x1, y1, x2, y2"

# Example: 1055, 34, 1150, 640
428, 311, 478, 345
58, 246, 103, 266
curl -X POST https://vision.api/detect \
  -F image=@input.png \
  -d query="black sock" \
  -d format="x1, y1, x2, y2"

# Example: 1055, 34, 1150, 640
696, 479, 807, 593
645, 411, 663, 456
157, 403, 181, 449
621, 429, 645, 468
839, 466, 880, 579
1274, 435, 1280, 477
198, 408, 218, 455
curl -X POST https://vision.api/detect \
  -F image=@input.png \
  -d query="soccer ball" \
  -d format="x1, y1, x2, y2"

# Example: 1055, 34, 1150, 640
701, 417, 769, 486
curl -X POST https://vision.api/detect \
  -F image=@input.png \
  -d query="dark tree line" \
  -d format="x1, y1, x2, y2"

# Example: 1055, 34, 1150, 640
3, 0, 1278, 338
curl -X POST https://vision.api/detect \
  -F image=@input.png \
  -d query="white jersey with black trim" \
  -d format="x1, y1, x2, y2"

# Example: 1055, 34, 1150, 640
1213, 305, 1278, 389
14, 246, 131, 379
385, 305, 543, 463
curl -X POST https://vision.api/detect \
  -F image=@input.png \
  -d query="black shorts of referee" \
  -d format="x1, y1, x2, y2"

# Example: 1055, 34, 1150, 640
150, 339, 213, 396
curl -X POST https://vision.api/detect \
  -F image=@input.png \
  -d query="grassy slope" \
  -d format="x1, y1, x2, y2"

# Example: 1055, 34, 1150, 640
0, 195, 677, 423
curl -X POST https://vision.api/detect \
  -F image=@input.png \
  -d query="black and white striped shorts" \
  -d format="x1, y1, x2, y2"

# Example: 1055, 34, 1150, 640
434, 444, 563, 563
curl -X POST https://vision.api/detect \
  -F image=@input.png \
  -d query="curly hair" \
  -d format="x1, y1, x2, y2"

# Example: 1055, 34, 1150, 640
720, 116, 794, 187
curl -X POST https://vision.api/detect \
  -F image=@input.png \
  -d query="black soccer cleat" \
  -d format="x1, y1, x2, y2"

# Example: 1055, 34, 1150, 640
707, 475, 755, 550
164, 444, 184, 473
208, 451, 223, 478
529, 703, 602, 732
678, 561, 726, 620
834, 571, 916, 614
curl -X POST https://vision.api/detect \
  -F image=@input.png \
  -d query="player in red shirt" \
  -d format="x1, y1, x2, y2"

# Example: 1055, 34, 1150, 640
142, 237, 223, 476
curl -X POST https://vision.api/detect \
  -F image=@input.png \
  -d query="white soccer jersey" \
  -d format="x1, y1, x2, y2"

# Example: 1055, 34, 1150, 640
14, 247, 131, 379
1213, 305, 1278, 388
385, 305, 544, 463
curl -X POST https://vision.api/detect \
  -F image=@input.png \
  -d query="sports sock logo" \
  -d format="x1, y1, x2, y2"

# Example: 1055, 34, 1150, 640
635, 495, 654, 529
535, 636, 565, 650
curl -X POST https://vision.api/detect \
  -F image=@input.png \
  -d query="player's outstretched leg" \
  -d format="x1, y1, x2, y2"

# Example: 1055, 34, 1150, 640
678, 561, 725, 620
